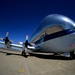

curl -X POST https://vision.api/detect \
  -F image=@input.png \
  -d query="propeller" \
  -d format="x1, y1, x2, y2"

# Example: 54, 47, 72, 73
6, 32, 9, 37
0, 38, 3, 40
0, 32, 9, 40
18, 35, 28, 45
18, 42, 23, 44
0, 32, 14, 43
18, 35, 35, 46
26, 35, 28, 40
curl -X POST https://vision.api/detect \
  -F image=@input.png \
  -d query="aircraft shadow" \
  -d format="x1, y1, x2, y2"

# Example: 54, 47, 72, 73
0, 50, 75, 60
0, 51, 21, 56
29, 53, 75, 60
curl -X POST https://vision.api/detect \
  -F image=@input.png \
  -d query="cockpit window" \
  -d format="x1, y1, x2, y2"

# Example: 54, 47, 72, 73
45, 26, 63, 35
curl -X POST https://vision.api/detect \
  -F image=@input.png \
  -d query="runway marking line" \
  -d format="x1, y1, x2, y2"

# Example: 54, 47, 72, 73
19, 69, 25, 72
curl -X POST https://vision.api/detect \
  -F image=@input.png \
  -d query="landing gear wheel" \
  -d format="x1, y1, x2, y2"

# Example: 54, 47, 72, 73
22, 50, 26, 56
54, 53, 58, 55
70, 51, 74, 59
22, 50, 28, 58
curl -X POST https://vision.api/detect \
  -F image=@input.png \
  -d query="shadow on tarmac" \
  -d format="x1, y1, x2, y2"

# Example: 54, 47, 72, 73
0, 50, 21, 56
0, 50, 75, 60
30, 53, 75, 60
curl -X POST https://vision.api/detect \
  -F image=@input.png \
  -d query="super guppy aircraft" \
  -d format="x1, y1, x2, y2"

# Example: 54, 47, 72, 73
28, 14, 75, 58
0, 14, 75, 58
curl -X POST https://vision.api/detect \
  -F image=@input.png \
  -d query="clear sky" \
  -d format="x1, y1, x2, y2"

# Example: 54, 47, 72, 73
0, 0, 75, 44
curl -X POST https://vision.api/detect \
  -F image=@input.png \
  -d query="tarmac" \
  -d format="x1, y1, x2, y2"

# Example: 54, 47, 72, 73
0, 48, 75, 75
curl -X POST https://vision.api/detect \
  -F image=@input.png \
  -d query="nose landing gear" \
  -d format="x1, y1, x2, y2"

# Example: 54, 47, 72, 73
70, 51, 75, 59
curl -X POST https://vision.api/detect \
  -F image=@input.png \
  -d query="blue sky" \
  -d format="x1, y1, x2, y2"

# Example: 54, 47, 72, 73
0, 0, 75, 44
